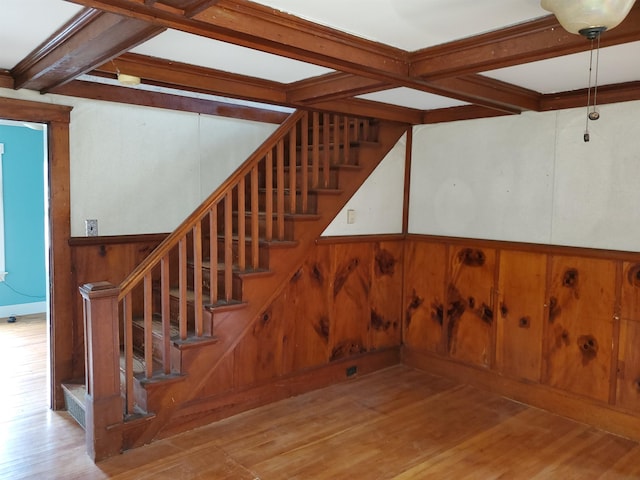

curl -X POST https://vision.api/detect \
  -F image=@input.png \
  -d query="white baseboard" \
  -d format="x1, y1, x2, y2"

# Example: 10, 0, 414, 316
0, 301, 46, 319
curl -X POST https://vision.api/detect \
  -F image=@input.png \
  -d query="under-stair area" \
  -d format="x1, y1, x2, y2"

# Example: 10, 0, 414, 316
66, 110, 407, 459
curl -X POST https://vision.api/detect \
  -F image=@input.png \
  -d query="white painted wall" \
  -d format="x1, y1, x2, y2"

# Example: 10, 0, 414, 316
410, 100, 640, 252
0, 87, 278, 236
322, 133, 406, 236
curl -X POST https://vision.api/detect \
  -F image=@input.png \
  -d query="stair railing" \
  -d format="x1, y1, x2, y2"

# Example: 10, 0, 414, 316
112, 110, 374, 416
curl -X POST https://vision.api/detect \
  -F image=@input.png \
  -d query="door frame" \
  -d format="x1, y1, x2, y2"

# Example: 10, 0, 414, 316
0, 96, 73, 409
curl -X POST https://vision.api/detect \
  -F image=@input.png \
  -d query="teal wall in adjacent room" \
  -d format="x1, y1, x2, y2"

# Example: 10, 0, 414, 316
0, 124, 46, 316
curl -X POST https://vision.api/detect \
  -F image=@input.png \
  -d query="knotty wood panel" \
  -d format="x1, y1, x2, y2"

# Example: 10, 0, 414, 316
282, 243, 331, 373
621, 261, 640, 321
496, 250, 546, 382
403, 240, 447, 354
617, 319, 640, 413
446, 245, 496, 368
543, 255, 616, 403
233, 296, 286, 386
329, 242, 373, 361
369, 242, 403, 350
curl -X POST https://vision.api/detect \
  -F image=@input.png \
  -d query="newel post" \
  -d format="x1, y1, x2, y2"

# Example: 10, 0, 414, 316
80, 281, 123, 461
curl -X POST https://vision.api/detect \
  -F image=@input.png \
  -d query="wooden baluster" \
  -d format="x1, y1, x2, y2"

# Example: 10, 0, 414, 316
209, 207, 218, 304
193, 222, 203, 337
354, 117, 361, 142
251, 166, 259, 270
277, 139, 285, 240
144, 272, 153, 379
160, 255, 171, 374
265, 151, 273, 241
301, 113, 309, 212
363, 117, 370, 141
178, 238, 187, 340
332, 114, 340, 165
238, 176, 246, 272
289, 124, 297, 215
343, 115, 350, 165
322, 112, 330, 188
224, 190, 233, 302
312, 112, 320, 188
123, 292, 134, 415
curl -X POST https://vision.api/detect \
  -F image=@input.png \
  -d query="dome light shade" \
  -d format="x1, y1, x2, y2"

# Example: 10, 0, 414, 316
541, 0, 636, 36
117, 72, 141, 86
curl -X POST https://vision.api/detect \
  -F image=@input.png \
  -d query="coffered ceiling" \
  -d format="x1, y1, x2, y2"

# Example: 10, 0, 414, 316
2, 0, 640, 124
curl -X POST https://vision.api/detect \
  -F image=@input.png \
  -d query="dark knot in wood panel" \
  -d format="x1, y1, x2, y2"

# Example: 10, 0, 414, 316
291, 268, 303, 283
431, 302, 444, 326
627, 264, 640, 287
577, 334, 598, 364
330, 339, 366, 361
634, 378, 640, 392
311, 263, 324, 285
519, 316, 531, 328
562, 268, 579, 288
500, 303, 508, 318
371, 309, 393, 331
313, 316, 330, 342
99, 245, 107, 257
374, 249, 396, 277
548, 296, 561, 323
458, 248, 486, 267
468, 296, 476, 309
479, 303, 493, 325
333, 257, 360, 298
554, 325, 570, 349
405, 289, 424, 328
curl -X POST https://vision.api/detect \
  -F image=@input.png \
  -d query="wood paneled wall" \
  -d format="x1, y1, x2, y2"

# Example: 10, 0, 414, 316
403, 234, 640, 441
193, 236, 404, 400
69, 234, 167, 379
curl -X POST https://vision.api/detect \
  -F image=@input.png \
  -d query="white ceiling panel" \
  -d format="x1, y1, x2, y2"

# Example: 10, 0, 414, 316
131, 29, 334, 83
483, 41, 640, 94
0, 0, 84, 70
357, 87, 469, 110
251, 0, 549, 51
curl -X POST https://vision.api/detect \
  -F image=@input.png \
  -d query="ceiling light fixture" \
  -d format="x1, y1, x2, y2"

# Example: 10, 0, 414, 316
111, 60, 141, 87
541, 0, 637, 141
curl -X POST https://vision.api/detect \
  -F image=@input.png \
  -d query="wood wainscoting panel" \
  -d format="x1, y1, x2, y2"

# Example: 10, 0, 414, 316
446, 245, 496, 369
495, 250, 546, 382
328, 242, 374, 361
617, 319, 640, 413
621, 261, 640, 321
369, 241, 403, 350
282, 243, 332, 373
403, 240, 447, 354
543, 255, 616, 403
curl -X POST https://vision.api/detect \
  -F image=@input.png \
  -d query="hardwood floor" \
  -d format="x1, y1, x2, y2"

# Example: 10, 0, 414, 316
2, 314, 640, 479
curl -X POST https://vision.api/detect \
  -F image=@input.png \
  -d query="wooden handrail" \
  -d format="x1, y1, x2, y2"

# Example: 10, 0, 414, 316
118, 110, 305, 300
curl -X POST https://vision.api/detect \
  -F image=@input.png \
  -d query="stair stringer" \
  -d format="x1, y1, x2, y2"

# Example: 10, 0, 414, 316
122, 121, 408, 449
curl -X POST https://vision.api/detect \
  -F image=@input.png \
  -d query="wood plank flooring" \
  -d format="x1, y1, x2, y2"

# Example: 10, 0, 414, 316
2, 314, 640, 479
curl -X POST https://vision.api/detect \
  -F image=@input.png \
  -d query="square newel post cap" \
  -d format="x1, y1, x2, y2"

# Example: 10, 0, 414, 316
79, 281, 120, 299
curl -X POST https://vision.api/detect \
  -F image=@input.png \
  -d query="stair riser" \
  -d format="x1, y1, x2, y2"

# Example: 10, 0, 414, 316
253, 190, 318, 215
214, 237, 271, 269
186, 262, 243, 300
229, 213, 296, 241
169, 294, 219, 327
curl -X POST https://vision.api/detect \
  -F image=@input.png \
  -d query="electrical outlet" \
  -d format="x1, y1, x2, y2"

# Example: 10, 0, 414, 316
85, 219, 98, 236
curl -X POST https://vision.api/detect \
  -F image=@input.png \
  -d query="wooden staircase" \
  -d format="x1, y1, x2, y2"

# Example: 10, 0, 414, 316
75, 110, 407, 459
